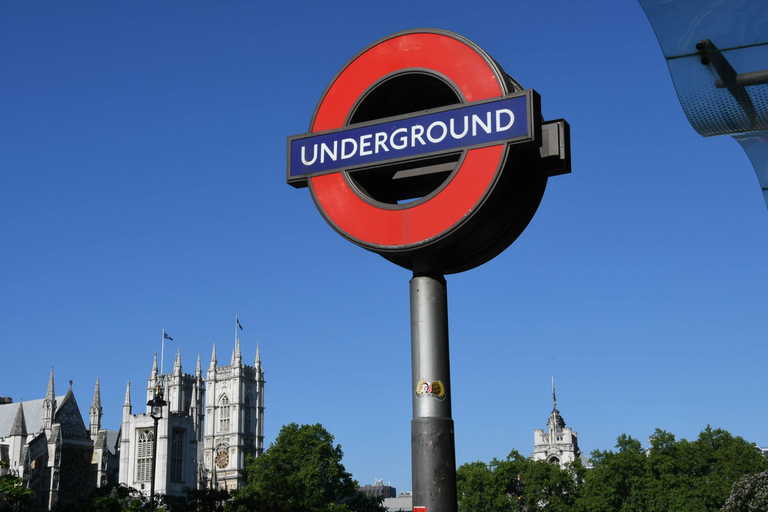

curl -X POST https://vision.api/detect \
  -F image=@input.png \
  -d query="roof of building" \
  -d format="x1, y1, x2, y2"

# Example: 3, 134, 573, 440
0, 396, 65, 438
10, 403, 27, 436
548, 407, 566, 430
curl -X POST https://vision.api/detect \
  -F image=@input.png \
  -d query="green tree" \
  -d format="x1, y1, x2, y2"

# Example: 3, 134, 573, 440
579, 434, 651, 512
0, 473, 33, 512
51, 484, 147, 512
456, 460, 509, 512
164, 487, 230, 512
457, 450, 581, 512
721, 469, 768, 512
228, 423, 385, 512
576, 427, 768, 512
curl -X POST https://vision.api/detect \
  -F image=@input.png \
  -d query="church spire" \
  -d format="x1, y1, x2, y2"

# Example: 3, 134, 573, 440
92, 375, 101, 409
255, 343, 261, 368
10, 401, 27, 436
46, 366, 55, 399
90, 375, 102, 437
151, 352, 158, 380
43, 366, 56, 431
196, 352, 202, 378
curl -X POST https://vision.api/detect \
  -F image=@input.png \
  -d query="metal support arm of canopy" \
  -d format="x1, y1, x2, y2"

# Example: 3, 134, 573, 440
639, 0, 768, 211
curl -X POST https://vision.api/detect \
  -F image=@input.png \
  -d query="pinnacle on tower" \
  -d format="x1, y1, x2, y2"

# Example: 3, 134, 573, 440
46, 366, 55, 401
174, 347, 182, 374
151, 352, 159, 380
235, 337, 242, 366
209, 342, 217, 370
91, 375, 102, 436
255, 343, 261, 367
122, 381, 132, 421
196, 352, 202, 378
43, 366, 56, 431
92, 375, 102, 411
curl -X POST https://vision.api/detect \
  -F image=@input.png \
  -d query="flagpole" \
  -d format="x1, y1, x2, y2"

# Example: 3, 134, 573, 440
161, 329, 165, 376
552, 376, 556, 408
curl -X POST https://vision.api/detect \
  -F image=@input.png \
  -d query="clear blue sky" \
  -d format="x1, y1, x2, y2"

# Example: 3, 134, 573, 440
2, 0, 767, 492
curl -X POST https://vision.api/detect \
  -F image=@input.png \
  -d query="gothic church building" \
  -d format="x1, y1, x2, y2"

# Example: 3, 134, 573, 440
119, 338, 265, 495
0, 370, 115, 510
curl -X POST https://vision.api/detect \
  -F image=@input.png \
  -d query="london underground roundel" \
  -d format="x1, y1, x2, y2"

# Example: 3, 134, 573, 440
287, 29, 570, 274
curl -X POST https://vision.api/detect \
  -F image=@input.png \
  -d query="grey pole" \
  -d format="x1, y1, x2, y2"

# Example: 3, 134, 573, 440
410, 270, 457, 512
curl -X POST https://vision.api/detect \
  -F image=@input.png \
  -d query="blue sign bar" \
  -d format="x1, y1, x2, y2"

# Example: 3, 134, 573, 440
287, 93, 534, 184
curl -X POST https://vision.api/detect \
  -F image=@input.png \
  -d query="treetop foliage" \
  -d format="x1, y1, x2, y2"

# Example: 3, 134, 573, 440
458, 426, 768, 512
229, 423, 385, 512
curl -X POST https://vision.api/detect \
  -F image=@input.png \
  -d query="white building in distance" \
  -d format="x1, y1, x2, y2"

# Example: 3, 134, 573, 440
532, 380, 581, 468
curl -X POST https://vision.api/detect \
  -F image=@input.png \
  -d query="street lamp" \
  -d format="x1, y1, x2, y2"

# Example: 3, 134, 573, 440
147, 379, 167, 512
515, 474, 524, 512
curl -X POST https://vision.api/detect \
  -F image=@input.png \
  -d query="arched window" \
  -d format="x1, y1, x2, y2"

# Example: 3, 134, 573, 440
136, 429, 154, 482
219, 395, 230, 432
244, 396, 252, 433
170, 429, 185, 483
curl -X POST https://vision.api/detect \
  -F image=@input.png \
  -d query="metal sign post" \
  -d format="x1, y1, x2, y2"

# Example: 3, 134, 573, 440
287, 29, 570, 511
410, 270, 455, 511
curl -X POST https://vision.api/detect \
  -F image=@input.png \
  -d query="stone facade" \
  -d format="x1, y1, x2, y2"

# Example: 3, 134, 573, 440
0, 369, 115, 510
1, 331, 266, 506
119, 338, 265, 495
118, 350, 205, 497
532, 383, 581, 468
204, 339, 265, 491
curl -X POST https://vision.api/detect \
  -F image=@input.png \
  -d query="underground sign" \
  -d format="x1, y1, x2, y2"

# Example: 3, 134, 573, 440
287, 29, 570, 274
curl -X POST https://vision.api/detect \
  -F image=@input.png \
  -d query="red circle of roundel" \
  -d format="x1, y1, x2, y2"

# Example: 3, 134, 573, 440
308, 30, 508, 249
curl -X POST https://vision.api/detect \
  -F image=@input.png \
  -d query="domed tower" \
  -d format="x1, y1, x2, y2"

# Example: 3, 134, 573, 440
532, 379, 581, 467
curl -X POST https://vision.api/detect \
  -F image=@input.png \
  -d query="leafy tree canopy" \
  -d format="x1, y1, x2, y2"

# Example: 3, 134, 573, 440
721, 469, 768, 512
0, 473, 33, 512
579, 426, 768, 512
228, 423, 385, 512
458, 427, 766, 512
457, 450, 582, 512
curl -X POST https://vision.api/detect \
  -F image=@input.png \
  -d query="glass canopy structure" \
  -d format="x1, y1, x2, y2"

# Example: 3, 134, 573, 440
639, 0, 768, 209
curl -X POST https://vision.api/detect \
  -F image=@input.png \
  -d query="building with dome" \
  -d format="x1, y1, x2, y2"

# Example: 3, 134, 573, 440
531, 380, 582, 468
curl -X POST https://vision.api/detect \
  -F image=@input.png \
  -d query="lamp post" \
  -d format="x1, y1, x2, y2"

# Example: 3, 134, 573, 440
147, 379, 167, 512
515, 474, 524, 512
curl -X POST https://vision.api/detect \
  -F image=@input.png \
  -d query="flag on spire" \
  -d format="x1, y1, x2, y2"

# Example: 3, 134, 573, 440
552, 377, 557, 407
236, 315, 243, 330
164, 331, 173, 341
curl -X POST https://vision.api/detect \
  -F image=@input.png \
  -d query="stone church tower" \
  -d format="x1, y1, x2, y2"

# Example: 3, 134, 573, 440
204, 334, 265, 491
118, 323, 265, 495
119, 350, 205, 496
532, 379, 581, 468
